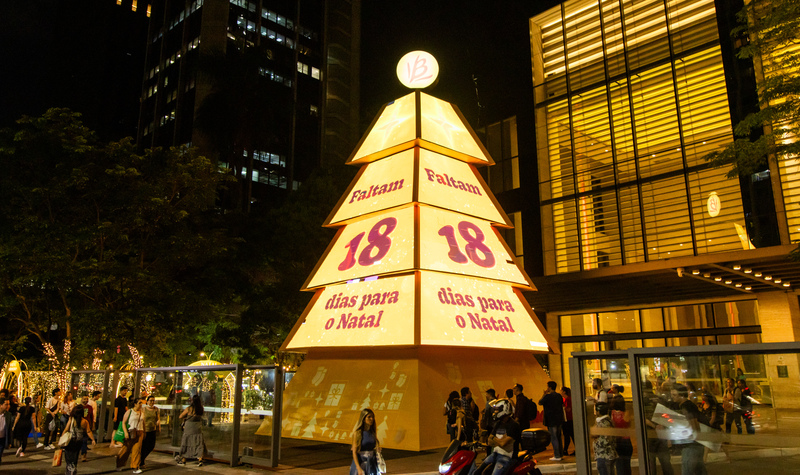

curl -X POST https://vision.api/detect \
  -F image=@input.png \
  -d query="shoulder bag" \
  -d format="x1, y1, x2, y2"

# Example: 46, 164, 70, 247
58, 417, 75, 447
376, 450, 387, 474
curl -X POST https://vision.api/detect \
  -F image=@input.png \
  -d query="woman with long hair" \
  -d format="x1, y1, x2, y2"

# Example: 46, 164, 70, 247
561, 387, 574, 456
116, 396, 145, 473
350, 408, 381, 475
177, 394, 206, 466
63, 405, 96, 475
12, 397, 37, 457
59, 392, 75, 434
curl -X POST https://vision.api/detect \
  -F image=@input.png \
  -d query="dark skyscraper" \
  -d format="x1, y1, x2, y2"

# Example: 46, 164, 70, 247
138, 0, 360, 204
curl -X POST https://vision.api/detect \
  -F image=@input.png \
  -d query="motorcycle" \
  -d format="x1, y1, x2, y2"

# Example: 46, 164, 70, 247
438, 428, 551, 475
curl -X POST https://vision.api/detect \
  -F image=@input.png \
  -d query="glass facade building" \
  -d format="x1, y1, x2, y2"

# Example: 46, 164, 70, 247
531, 0, 746, 274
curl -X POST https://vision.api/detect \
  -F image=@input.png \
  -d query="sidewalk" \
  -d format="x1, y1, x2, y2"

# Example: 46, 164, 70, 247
1, 441, 579, 475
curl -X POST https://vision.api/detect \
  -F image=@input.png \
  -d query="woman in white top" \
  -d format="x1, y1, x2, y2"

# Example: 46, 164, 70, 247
59, 392, 75, 433
115, 396, 146, 474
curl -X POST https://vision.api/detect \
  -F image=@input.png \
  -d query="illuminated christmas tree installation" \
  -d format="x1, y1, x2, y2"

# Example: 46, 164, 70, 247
279, 51, 556, 450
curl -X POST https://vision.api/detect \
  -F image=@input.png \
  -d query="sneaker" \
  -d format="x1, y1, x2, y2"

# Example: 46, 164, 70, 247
177, 460, 185, 466
45, 444, 55, 450
549, 457, 562, 461
16, 447, 22, 456
133, 470, 143, 474
36, 443, 44, 448
197, 461, 203, 467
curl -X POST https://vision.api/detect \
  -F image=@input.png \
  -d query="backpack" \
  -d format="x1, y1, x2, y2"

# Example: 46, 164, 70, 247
525, 399, 538, 421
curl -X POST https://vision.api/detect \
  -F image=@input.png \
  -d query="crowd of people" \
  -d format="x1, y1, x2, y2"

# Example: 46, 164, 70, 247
442, 381, 576, 465
0, 385, 207, 474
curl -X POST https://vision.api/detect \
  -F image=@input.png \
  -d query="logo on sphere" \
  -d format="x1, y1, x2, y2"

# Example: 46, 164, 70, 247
397, 51, 439, 89
707, 192, 721, 217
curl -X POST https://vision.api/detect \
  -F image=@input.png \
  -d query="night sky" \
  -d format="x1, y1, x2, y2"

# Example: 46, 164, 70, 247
0, 0, 560, 138
359, 0, 560, 130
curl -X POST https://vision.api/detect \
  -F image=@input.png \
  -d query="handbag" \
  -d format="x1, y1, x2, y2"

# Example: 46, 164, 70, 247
49, 418, 56, 431
376, 450, 387, 474
58, 418, 75, 447
52, 448, 63, 466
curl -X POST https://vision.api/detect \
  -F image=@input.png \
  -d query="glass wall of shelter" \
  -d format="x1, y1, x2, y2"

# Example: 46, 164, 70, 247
65, 364, 286, 467
569, 342, 800, 475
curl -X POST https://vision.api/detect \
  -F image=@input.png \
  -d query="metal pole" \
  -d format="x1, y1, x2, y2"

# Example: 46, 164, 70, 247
271, 366, 284, 467
98, 370, 111, 442
627, 349, 648, 475
569, 356, 589, 475
230, 364, 243, 467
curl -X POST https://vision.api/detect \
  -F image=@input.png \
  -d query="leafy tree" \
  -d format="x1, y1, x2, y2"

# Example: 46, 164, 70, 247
0, 109, 245, 365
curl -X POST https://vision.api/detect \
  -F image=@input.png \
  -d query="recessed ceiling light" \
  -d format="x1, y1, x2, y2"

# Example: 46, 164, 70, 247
784, 282, 791, 287
745, 286, 752, 290
733, 264, 741, 270
744, 268, 752, 273
704, 273, 711, 278
725, 280, 732, 284
765, 275, 772, 280
714, 277, 722, 282
735, 283, 742, 288
755, 272, 762, 277
774, 278, 782, 283
692, 270, 700, 275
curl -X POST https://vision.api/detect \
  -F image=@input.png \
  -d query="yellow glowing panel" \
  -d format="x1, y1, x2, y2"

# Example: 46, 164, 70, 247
420, 92, 489, 162
306, 208, 415, 289
420, 273, 548, 350
417, 149, 508, 225
350, 92, 417, 163
284, 275, 415, 349
328, 150, 415, 225
419, 207, 530, 287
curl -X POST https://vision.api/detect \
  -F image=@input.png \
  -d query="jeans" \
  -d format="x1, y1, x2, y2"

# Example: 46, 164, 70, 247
679, 443, 707, 475
562, 420, 574, 454
548, 425, 563, 458
647, 437, 674, 475
725, 411, 742, 433
596, 457, 613, 475
469, 451, 512, 475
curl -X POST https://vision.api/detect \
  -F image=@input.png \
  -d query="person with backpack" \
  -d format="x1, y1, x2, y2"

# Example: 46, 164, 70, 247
737, 380, 755, 434
512, 384, 533, 430
539, 381, 564, 461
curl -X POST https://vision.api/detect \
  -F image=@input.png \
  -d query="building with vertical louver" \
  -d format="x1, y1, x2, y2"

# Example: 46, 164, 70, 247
476, 0, 800, 385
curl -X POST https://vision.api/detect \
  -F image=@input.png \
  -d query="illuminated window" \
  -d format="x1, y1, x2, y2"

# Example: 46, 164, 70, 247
531, 1, 744, 274
131, 0, 137, 12
117, 0, 122, 5
146, 4, 151, 17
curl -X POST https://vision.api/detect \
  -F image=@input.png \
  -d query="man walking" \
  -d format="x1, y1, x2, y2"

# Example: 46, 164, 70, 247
539, 381, 565, 461
111, 386, 128, 448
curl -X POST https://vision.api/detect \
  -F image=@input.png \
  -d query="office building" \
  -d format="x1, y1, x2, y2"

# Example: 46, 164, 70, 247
137, 0, 360, 201
480, 0, 800, 385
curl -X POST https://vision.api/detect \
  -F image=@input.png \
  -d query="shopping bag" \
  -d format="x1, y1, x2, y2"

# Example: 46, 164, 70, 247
52, 448, 63, 467
113, 423, 126, 443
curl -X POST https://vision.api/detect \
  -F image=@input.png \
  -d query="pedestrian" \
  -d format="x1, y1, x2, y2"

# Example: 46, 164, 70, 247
504, 389, 516, 414
63, 405, 96, 475
60, 392, 75, 433
670, 384, 707, 475
481, 389, 497, 436
12, 396, 37, 457
44, 388, 62, 450
589, 378, 608, 403
468, 399, 520, 475
737, 380, 755, 434
539, 381, 564, 461
443, 390, 460, 441
32, 393, 43, 449
116, 396, 145, 473
78, 395, 94, 462
177, 394, 207, 467
642, 380, 674, 475
561, 387, 574, 456
512, 384, 531, 430
460, 387, 479, 442
592, 402, 617, 475
141, 395, 161, 468
610, 386, 632, 475
722, 378, 741, 434
701, 393, 722, 431
0, 397, 13, 466
88, 391, 101, 432
350, 408, 381, 475
111, 386, 129, 448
